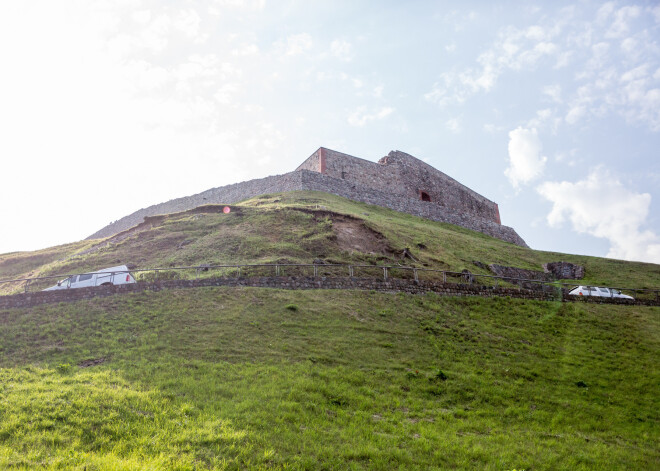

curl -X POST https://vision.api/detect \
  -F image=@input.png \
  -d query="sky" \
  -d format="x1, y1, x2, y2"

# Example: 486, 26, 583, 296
1, 0, 659, 264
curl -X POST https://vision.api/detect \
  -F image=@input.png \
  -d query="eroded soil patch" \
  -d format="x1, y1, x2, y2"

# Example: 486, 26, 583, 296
295, 209, 394, 256
78, 357, 106, 368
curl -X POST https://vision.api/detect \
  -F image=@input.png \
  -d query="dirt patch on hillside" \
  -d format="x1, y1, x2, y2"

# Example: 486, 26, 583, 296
295, 208, 394, 256
332, 219, 393, 255
78, 357, 107, 368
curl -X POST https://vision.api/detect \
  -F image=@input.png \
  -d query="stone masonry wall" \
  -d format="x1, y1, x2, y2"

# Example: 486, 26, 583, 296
488, 264, 554, 282
297, 148, 501, 224
378, 151, 500, 223
87, 169, 527, 246
298, 170, 527, 246
543, 262, 585, 280
1, 277, 656, 311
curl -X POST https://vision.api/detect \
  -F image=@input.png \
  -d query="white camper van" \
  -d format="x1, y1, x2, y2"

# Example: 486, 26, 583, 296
43, 265, 136, 291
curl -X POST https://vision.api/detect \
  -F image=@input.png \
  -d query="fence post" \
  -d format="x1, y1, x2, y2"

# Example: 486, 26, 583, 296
443, 271, 446, 283
237, 267, 241, 278
24, 279, 31, 293
383, 267, 388, 281
414, 269, 418, 282
276, 265, 280, 277
314, 265, 318, 277
349, 266, 354, 277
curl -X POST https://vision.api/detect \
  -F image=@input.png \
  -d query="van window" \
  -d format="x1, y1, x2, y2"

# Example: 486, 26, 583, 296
599, 288, 610, 293
70, 275, 78, 284
78, 274, 93, 282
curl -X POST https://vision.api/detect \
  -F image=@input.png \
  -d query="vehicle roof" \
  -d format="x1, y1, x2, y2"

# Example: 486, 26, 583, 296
97, 265, 131, 272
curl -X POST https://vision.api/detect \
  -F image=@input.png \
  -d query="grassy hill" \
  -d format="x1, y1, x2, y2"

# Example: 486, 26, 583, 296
0, 191, 659, 469
1, 191, 659, 292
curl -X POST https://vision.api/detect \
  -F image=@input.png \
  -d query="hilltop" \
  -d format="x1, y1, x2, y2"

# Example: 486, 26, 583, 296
86, 147, 527, 247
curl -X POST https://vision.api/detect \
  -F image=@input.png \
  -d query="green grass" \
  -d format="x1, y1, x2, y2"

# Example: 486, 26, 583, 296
0, 288, 658, 469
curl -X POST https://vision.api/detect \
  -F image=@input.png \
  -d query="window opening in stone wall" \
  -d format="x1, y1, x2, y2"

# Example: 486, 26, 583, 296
420, 191, 431, 202
341, 171, 346, 179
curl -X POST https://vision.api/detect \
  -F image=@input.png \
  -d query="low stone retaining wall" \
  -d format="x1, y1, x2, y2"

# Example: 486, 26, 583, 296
1, 277, 657, 310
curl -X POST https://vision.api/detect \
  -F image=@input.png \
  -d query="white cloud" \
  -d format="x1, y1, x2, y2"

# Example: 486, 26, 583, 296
505, 127, 547, 188
347, 106, 394, 127
108, 9, 206, 58
283, 33, 313, 56
214, 83, 239, 104
543, 84, 562, 103
527, 108, 553, 128
596, 2, 616, 23
620, 37, 637, 54
331, 39, 354, 61
537, 169, 660, 263
565, 104, 586, 124
446, 118, 462, 134
427, 4, 660, 132
212, 0, 265, 10
483, 123, 504, 134
605, 5, 641, 39
425, 22, 562, 106
132, 10, 152, 24
232, 43, 259, 56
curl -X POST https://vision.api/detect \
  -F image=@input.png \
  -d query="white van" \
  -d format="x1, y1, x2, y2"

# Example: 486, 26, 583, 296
43, 265, 136, 291
568, 286, 634, 300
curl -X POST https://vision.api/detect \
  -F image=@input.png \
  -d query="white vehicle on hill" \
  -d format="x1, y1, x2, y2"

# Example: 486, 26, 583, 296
568, 286, 634, 300
43, 265, 136, 291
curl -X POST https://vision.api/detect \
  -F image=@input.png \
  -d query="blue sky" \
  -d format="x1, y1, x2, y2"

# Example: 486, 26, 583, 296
1, 0, 659, 263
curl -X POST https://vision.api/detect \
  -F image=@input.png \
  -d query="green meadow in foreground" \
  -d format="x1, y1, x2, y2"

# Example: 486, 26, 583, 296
1, 287, 658, 470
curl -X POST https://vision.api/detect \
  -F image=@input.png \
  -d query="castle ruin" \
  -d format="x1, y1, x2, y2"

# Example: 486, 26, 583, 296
88, 147, 527, 247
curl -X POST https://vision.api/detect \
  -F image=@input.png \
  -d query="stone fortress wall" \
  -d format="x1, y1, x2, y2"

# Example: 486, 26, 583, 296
88, 147, 527, 247
297, 148, 501, 224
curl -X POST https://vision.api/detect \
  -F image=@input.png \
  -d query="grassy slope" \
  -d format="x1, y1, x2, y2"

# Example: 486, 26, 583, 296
1, 191, 659, 294
0, 288, 658, 470
0, 191, 659, 469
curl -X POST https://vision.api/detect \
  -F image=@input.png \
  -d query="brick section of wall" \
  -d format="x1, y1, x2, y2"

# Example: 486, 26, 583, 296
1, 278, 656, 311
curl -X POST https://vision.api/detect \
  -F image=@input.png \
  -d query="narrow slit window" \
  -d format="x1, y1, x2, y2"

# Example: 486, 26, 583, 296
420, 191, 431, 202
